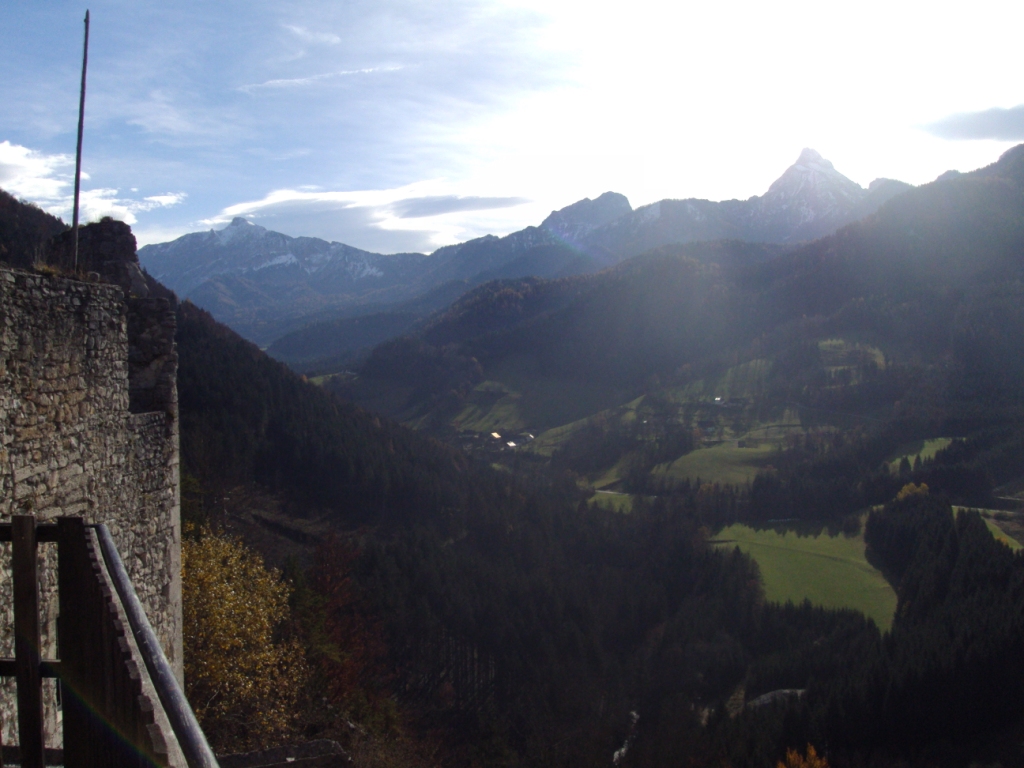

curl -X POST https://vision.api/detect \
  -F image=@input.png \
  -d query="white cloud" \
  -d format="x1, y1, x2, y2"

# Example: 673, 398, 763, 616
238, 66, 403, 94
133, 223, 197, 248
144, 193, 188, 208
76, 188, 139, 223
283, 24, 341, 46
200, 182, 439, 232
200, 181, 535, 251
0, 140, 186, 226
72, 189, 188, 226
0, 141, 74, 202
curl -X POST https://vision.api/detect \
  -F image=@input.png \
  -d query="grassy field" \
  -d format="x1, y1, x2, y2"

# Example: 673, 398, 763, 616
653, 441, 778, 486
452, 381, 526, 433
667, 358, 772, 402
526, 397, 646, 458
741, 411, 805, 442
983, 518, 1023, 550
590, 455, 632, 490
712, 523, 898, 631
712, 509, 1022, 631
528, 419, 585, 457
452, 357, 634, 434
589, 491, 634, 513
886, 438, 953, 473
953, 507, 1024, 551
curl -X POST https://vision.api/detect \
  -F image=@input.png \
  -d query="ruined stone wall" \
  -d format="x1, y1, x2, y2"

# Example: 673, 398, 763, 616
0, 261, 180, 746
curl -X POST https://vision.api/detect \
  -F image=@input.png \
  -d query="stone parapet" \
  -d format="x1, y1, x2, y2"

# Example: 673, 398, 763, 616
0, 261, 181, 747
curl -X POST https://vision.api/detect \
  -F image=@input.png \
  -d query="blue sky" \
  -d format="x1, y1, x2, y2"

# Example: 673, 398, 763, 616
2, 0, 1023, 252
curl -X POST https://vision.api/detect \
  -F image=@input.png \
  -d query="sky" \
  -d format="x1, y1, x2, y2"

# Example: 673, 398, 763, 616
1, 0, 1023, 252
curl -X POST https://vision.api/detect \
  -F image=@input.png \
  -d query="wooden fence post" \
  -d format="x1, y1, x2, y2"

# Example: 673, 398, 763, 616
12, 515, 44, 768
58, 517, 89, 768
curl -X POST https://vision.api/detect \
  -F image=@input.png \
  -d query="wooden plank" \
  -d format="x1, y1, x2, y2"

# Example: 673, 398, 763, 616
0, 524, 56, 543
86, 542, 109, 768
13, 515, 45, 768
0, 659, 61, 678
0, 746, 64, 766
58, 517, 89, 768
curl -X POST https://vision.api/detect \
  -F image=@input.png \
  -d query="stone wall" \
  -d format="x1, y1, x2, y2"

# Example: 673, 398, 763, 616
0, 249, 180, 746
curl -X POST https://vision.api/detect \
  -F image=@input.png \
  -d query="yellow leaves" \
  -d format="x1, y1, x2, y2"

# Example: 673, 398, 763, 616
778, 744, 829, 768
896, 482, 929, 501
183, 525, 307, 753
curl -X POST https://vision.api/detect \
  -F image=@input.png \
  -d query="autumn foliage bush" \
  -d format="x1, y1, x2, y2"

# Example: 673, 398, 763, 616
778, 744, 829, 768
183, 525, 307, 753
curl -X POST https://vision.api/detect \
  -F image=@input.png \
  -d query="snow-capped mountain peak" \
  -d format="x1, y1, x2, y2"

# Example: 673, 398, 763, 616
750, 149, 868, 240
793, 147, 832, 171
140, 216, 392, 297
138, 149, 912, 346
215, 217, 266, 245
764, 149, 862, 202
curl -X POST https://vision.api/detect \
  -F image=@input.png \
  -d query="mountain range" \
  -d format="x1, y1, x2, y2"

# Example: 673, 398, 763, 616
140, 149, 910, 347
335, 143, 1024, 451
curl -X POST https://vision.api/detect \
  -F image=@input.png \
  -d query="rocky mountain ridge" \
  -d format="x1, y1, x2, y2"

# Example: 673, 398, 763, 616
574, 149, 911, 259
139, 150, 912, 345
141, 217, 426, 297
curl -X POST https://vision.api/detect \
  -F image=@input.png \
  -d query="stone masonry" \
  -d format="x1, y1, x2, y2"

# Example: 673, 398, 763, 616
0, 219, 181, 747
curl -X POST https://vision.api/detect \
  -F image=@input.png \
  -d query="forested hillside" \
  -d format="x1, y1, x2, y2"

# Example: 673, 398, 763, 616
4, 142, 1024, 768
177, 300, 478, 529
335, 145, 1024, 523
0, 188, 67, 267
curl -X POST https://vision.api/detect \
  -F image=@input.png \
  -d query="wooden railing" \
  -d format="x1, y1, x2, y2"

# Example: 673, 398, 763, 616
0, 516, 218, 768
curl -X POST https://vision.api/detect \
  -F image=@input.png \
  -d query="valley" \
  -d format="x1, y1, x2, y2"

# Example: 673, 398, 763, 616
306, 146, 1024, 530
5, 141, 1024, 768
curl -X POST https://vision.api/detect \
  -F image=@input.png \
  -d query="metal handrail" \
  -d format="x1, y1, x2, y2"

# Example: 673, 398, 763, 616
91, 524, 219, 768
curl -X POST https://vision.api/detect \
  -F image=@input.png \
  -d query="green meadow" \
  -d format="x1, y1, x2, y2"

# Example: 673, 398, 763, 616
953, 507, 1024, 551
654, 441, 777, 486
453, 357, 634, 435
669, 358, 772, 401
528, 396, 646, 457
982, 518, 1023, 550
712, 523, 898, 631
886, 438, 953, 473
711, 512, 1023, 632
589, 491, 634, 513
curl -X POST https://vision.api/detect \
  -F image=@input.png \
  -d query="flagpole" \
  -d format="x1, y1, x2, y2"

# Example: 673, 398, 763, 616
72, 10, 90, 272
